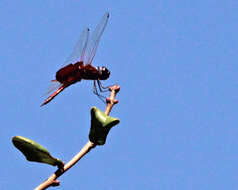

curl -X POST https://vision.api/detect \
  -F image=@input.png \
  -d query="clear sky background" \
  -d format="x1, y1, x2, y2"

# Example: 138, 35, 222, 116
1, 0, 238, 189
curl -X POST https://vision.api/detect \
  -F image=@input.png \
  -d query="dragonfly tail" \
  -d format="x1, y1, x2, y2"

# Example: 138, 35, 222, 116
41, 85, 66, 107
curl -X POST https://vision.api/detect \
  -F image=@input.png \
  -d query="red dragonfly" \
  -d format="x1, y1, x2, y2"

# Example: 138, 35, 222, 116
41, 13, 110, 106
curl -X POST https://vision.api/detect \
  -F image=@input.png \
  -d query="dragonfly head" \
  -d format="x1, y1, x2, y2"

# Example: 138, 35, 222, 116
98, 66, 110, 80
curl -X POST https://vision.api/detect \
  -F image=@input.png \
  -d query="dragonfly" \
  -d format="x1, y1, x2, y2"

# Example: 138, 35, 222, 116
41, 12, 110, 106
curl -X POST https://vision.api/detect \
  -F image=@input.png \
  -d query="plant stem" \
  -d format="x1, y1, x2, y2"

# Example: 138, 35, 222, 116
35, 85, 120, 190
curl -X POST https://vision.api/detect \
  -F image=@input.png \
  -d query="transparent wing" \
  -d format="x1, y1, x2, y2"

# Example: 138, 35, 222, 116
85, 12, 109, 65
64, 28, 90, 65
42, 80, 63, 97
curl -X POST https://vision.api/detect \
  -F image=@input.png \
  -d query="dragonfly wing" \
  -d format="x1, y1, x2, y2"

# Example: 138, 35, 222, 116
64, 28, 90, 65
85, 12, 109, 65
42, 80, 63, 97
41, 85, 66, 106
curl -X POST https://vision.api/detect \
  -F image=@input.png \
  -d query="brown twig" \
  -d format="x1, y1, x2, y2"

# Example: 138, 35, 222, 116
105, 85, 120, 115
35, 85, 120, 190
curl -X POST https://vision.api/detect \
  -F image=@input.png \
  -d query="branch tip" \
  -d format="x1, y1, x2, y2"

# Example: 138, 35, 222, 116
109, 85, 120, 92
51, 180, 60, 187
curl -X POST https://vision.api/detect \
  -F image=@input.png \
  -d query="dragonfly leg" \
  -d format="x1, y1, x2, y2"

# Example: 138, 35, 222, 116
93, 80, 107, 103
97, 80, 110, 92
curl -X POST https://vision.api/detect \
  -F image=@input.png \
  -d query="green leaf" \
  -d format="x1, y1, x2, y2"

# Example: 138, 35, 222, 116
89, 107, 120, 145
12, 136, 63, 168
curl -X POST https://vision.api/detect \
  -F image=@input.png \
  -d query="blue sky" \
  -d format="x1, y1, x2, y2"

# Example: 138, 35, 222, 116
1, 0, 238, 189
